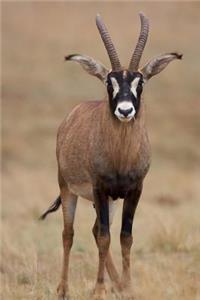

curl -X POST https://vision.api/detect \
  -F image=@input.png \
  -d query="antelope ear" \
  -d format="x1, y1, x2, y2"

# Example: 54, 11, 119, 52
140, 52, 182, 82
65, 54, 109, 83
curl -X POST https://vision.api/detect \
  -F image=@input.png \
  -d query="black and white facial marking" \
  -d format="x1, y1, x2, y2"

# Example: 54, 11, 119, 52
106, 70, 144, 122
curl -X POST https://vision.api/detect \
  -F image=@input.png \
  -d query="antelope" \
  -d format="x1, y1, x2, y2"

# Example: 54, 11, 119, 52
40, 12, 182, 300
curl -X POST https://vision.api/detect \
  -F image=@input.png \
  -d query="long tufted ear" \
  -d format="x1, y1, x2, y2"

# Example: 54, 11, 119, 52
140, 52, 182, 82
65, 54, 109, 84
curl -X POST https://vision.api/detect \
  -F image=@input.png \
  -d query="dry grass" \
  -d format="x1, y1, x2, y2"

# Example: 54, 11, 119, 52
1, 2, 200, 300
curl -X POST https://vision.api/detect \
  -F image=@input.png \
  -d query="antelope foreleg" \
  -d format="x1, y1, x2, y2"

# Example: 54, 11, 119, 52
92, 219, 121, 293
120, 183, 143, 299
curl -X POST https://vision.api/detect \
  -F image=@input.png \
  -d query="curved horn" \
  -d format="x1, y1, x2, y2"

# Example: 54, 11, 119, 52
129, 12, 149, 71
96, 14, 122, 71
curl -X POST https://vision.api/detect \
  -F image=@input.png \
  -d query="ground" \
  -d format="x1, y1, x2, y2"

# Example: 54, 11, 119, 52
1, 2, 200, 300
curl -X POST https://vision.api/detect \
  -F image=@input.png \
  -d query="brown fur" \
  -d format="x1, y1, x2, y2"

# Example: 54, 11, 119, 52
40, 15, 181, 299
54, 42, 181, 300
57, 98, 151, 191
56, 97, 151, 299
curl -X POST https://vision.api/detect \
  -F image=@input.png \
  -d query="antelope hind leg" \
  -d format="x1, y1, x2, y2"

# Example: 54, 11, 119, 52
57, 187, 77, 300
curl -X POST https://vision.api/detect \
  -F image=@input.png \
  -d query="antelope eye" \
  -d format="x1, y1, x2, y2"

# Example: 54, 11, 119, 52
107, 83, 113, 92
136, 81, 143, 92
138, 80, 144, 86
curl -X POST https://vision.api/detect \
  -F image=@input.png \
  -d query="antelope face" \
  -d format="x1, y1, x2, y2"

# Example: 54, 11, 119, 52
107, 70, 144, 122
65, 13, 182, 123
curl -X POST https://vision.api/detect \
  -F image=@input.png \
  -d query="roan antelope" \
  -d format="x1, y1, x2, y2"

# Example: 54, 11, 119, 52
40, 12, 182, 300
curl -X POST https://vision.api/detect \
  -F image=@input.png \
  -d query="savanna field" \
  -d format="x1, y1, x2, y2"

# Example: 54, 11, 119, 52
1, 2, 200, 300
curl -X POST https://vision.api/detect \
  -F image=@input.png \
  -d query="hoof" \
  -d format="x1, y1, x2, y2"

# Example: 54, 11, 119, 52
121, 295, 135, 300
120, 288, 135, 300
92, 283, 106, 300
110, 281, 123, 292
57, 282, 70, 300
110, 282, 123, 299
119, 282, 135, 300
92, 294, 106, 300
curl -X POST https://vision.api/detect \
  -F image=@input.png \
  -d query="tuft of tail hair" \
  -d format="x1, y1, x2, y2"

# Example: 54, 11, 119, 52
39, 196, 61, 220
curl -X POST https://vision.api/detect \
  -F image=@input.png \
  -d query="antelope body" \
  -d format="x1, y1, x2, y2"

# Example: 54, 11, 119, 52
41, 12, 182, 300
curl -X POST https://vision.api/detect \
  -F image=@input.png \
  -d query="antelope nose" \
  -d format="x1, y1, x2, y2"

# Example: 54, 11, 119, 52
118, 107, 133, 117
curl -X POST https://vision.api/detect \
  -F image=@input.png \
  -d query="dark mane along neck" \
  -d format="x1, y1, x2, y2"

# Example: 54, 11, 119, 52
100, 99, 146, 173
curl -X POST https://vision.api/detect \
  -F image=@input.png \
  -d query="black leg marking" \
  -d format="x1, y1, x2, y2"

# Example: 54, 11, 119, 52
93, 187, 110, 235
121, 183, 143, 237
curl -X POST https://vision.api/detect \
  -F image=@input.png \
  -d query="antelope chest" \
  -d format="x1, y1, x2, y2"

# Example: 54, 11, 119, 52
98, 169, 144, 200
68, 166, 148, 202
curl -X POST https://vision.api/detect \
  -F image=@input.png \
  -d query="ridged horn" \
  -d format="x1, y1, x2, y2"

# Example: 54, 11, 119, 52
129, 12, 149, 71
96, 14, 122, 71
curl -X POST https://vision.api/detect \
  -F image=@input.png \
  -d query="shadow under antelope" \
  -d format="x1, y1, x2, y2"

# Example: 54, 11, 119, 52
40, 12, 182, 300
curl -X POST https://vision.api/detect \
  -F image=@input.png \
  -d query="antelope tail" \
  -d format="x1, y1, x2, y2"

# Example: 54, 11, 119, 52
39, 196, 61, 220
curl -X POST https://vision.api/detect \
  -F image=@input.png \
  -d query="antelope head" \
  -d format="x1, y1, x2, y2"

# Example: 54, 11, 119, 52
65, 13, 182, 122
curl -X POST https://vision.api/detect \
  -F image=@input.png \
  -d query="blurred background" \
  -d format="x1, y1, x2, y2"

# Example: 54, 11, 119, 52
1, 2, 200, 300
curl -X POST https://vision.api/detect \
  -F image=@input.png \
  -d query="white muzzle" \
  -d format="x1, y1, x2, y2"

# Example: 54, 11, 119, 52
114, 101, 136, 122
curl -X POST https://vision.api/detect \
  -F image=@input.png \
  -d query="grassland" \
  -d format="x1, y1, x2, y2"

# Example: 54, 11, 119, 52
1, 2, 200, 300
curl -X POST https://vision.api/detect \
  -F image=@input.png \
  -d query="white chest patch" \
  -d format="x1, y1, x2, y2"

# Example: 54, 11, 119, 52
111, 77, 120, 98
130, 77, 140, 98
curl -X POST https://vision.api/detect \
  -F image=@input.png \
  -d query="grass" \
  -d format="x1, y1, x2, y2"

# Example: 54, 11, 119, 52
1, 2, 200, 300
